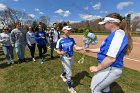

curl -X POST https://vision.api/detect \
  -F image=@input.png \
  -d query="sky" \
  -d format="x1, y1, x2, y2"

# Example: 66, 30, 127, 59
0, 0, 140, 23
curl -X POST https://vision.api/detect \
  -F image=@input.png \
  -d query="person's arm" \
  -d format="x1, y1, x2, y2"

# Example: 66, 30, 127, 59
26, 33, 31, 46
85, 48, 100, 53
56, 49, 66, 55
0, 34, 4, 43
90, 56, 116, 73
56, 38, 66, 55
10, 31, 15, 47
74, 45, 84, 51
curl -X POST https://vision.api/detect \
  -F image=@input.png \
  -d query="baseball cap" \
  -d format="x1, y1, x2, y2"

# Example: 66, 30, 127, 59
99, 17, 121, 25
62, 26, 72, 31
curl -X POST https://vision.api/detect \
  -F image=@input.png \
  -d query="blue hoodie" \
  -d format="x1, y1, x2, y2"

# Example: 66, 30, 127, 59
35, 31, 47, 45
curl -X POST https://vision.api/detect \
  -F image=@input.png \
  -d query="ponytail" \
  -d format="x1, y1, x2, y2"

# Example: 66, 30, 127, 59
120, 19, 133, 55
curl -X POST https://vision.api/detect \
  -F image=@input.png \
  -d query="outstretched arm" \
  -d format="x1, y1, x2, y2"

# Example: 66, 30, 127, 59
85, 48, 100, 53
74, 45, 84, 51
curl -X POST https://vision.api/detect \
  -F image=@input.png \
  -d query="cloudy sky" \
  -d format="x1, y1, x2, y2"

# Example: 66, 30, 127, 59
0, 0, 140, 23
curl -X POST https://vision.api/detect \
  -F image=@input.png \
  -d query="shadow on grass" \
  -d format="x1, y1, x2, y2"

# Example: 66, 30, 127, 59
0, 62, 11, 69
0, 57, 5, 62
72, 71, 92, 88
111, 82, 124, 93
46, 55, 60, 61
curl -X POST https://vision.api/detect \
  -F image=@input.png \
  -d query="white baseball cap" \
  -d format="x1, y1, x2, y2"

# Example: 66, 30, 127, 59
62, 26, 72, 31
99, 17, 121, 25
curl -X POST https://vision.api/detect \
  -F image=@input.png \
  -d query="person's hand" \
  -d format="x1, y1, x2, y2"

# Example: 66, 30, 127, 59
89, 66, 98, 73
61, 51, 66, 55
29, 44, 32, 46
12, 44, 15, 47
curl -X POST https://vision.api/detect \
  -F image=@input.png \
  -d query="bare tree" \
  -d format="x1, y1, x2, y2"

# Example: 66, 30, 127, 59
38, 16, 50, 26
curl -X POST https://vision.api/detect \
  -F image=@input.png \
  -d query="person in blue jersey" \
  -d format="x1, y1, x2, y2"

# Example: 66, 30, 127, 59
35, 24, 48, 64
85, 13, 133, 93
56, 26, 83, 93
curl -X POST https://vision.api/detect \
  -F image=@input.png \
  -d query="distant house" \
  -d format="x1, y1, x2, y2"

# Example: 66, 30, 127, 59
136, 23, 140, 32
136, 28, 140, 32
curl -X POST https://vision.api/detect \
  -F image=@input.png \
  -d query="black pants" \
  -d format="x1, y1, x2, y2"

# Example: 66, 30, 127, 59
27, 44, 36, 58
50, 43, 56, 57
37, 44, 47, 59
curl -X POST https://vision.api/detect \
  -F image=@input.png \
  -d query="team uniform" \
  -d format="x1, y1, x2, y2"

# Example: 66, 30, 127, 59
56, 36, 76, 90
91, 29, 128, 93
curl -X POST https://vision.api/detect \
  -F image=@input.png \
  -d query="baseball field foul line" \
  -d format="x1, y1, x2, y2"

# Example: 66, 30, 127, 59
124, 57, 140, 63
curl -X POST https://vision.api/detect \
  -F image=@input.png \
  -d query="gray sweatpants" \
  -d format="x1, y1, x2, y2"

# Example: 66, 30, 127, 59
61, 56, 74, 81
91, 67, 122, 93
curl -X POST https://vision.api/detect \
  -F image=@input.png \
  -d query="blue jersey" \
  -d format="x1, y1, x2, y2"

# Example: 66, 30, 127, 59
97, 29, 128, 68
56, 37, 76, 57
35, 31, 47, 45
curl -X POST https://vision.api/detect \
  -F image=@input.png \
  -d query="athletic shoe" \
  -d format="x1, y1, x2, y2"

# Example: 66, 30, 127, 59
41, 58, 44, 64
11, 59, 14, 64
41, 61, 44, 64
32, 58, 36, 62
7, 60, 11, 65
60, 74, 67, 82
68, 87, 77, 93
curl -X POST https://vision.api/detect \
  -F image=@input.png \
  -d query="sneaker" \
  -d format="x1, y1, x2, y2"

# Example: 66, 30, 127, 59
7, 60, 11, 65
60, 74, 67, 82
41, 58, 44, 64
68, 87, 77, 93
41, 61, 44, 64
32, 58, 36, 62
11, 59, 14, 64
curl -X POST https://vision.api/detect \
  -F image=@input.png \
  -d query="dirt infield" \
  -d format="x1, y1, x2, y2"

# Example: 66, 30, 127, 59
72, 35, 140, 72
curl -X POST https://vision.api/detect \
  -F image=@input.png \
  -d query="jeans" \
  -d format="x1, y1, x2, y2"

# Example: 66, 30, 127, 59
2, 46, 14, 60
15, 43, 26, 60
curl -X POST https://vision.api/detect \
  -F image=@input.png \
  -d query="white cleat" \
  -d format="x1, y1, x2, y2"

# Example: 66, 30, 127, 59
68, 87, 77, 93
60, 74, 67, 82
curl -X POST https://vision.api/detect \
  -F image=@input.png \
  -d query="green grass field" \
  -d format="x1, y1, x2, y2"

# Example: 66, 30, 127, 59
0, 47, 140, 93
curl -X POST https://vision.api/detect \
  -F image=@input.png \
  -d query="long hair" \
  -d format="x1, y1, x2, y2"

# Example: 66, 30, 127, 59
106, 13, 133, 55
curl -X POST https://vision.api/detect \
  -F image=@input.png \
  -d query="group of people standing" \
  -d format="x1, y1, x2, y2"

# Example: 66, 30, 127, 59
0, 22, 60, 64
0, 12, 133, 93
